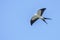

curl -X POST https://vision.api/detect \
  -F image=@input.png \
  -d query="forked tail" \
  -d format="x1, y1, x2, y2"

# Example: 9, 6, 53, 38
42, 17, 51, 24
44, 17, 51, 20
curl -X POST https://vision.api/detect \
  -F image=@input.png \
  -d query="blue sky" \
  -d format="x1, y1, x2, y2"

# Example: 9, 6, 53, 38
0, 0, 60, 40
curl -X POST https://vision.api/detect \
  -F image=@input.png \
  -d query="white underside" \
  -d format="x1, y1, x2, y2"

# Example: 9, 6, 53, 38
32, 13, 44, 20
35, 13, 43, 18
40, 16, 43, 19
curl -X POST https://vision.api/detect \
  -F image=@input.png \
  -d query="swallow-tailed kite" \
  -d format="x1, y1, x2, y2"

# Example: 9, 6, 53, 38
30, 8, 51, 25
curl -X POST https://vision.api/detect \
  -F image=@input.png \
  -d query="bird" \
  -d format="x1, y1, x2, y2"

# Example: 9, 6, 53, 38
30, 8, 51, 25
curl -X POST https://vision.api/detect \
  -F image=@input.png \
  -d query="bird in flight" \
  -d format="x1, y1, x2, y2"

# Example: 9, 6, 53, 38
30, 8, 51, 25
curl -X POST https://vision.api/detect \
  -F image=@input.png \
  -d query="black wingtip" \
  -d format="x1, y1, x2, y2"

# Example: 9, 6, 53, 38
30, 17, 39, 26
41, 8, 46, 10
30, 20, 34, 26
30, 22, 33, 26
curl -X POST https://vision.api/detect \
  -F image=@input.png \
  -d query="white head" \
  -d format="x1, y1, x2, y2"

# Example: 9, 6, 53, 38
34, 13, 37, 15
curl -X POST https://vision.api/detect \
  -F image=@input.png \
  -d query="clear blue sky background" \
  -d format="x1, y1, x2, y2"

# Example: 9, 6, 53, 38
0, 0, 60, 40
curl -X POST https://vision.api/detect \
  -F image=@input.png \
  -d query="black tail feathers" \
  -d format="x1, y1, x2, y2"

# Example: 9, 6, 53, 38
44, 17, 51, 20
42, 17, 51, 24
42, 19, 47, 24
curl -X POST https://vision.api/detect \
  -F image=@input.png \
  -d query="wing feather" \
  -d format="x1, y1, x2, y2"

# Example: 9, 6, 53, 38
30, 15, 39, 25
37, 8, 46, 16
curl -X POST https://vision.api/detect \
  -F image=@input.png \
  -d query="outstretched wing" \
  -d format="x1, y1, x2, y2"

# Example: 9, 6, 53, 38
30, 15, 39, 25
37, 8, 46, 16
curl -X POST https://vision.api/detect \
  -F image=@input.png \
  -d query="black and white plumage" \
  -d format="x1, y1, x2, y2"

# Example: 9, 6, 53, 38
30, 8, 51, 25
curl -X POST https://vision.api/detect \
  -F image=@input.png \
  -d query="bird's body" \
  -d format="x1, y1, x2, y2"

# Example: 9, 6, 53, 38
30, 8, 51, 25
